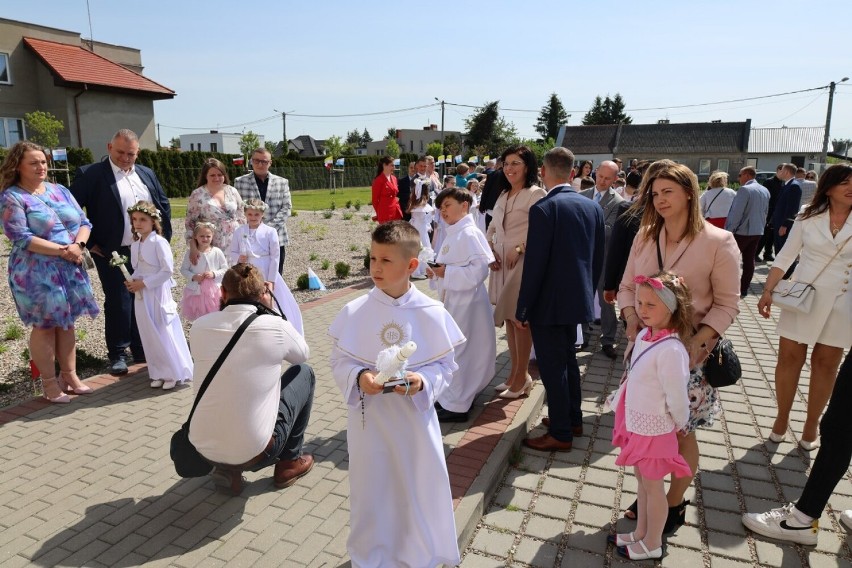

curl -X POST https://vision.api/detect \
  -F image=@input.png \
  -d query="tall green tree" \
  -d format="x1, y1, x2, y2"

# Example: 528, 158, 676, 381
582, 93, 632, 125
535, 93, 568, 141
425, 141, 443, 159
324, 135, 345, 158
361, 128, 373, 145
387, 127, 398, 140
345, 129, 362, 147
168, 136, 181, 150
385, 138, 400, 158
238, 130, 261, 157
24, 110, 64, 148
464, 101, 518, 154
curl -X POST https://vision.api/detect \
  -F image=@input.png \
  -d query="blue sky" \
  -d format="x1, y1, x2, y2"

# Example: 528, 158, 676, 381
7, 1, 852, 148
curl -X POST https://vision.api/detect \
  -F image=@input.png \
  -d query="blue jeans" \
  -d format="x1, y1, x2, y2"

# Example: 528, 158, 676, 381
252, 363, 315, 469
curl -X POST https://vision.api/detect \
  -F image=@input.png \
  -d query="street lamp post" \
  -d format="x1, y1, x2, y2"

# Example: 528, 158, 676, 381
821, 77, 848, 172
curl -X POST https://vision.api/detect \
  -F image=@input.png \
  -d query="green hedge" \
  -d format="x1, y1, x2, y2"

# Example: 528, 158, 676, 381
0, 146, 420, 196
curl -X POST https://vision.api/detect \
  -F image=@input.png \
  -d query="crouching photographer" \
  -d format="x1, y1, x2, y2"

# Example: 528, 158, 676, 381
187, 263, 314, 495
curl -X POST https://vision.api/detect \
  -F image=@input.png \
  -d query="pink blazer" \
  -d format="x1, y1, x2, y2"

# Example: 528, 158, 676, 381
618, 222, 741, 336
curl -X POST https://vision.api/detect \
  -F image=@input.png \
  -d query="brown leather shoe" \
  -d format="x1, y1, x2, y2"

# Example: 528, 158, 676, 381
273, 454, 315, 488
540, 417, 583, 437
522, 433, 572, 452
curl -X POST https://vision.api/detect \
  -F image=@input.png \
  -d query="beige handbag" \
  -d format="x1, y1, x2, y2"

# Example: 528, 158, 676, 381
772, 234, 851, 314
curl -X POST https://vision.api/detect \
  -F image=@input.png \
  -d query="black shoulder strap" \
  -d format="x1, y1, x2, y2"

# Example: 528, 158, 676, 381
186, 313, 258, 423
656, 236, 664, 271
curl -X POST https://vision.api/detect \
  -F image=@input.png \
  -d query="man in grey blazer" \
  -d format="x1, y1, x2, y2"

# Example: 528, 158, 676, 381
580, 160, 623, 358
726, 167, 770, 298
234, 148, 293, 274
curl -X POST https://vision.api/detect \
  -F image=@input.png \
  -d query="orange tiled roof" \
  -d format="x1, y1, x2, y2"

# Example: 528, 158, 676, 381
23, 37, 175, 99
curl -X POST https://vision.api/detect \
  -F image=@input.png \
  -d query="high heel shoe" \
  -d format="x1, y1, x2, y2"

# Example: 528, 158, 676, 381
496, 373, 531, 392
59, 371, 93, 394
497, 376, 533, 399
40, 377, 71, 404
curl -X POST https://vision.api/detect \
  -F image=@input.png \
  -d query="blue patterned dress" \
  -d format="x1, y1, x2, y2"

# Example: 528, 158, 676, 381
1, 183, 100, 329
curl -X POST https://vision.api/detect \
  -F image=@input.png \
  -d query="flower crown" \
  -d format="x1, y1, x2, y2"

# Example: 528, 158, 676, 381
243, 198, 268, 212
127, 202, 162, 220
194, 221, 216, 232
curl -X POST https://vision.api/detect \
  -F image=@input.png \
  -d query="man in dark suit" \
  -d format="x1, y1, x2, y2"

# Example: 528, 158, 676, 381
478, 159, 507, 230
772, 163, 802, 256
397, 161, 415, 221
71, 129, 172, 375
514, 147, 605, 451
756, 164, 784, 262
579, 160, 624, 359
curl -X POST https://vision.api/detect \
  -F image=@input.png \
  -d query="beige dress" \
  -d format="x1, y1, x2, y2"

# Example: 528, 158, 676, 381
486, 185, 547, 325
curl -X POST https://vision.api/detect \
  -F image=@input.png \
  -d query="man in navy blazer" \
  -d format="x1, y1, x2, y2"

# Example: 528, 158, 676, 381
771, 163, 801, 255
71, 129, 172, 375
514, 147, 605, 451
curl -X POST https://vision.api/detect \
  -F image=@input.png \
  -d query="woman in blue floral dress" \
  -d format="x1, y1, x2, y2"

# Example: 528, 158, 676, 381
0, 141, 100, 403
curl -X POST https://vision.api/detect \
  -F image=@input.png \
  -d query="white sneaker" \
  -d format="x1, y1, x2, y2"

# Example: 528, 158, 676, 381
150, 379, 164, 388
742, 503, 818, 545
162, 380, 177, 390
840, 510, 852, 531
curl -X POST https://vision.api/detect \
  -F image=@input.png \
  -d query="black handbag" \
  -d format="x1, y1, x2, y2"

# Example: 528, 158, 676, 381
703, 337, 741, 388
170, 314, 258, 478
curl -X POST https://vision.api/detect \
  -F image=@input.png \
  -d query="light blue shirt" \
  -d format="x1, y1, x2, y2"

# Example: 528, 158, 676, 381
725, 179, 770, 236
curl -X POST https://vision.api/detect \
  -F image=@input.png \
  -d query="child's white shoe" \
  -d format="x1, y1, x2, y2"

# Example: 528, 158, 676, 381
150, 379, 164, 388
162, 380, 177, 390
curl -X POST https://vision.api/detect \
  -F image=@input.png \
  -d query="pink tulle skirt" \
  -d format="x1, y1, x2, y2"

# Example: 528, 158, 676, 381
612, 395, 692, 480
181, 279, 221, 321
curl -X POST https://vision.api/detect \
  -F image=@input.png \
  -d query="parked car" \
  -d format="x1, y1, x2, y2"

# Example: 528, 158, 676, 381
755, 171, 776, 185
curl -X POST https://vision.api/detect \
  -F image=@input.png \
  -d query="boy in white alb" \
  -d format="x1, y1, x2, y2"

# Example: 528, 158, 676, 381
427, 187, 496, 422
329, 221, 464, 568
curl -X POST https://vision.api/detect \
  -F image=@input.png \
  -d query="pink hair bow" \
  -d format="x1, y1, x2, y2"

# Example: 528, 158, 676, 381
634, 275, 664, 290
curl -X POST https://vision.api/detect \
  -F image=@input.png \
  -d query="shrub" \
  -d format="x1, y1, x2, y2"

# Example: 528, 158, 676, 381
345, 200, 353, 209
329, 200, 336, 211
335, 261, 351, 278
322, 210, 333, 219
4, 322, 23, 341
354, 200, 362, 211
309, 253, 319, 261
362, 214, 371, 221
321, 259, 331, 270
291, 209, 299, 217
363, 248, 371, 269
349, 244, 359, 252
296, 273, 309, 290
342, 212, 353, 220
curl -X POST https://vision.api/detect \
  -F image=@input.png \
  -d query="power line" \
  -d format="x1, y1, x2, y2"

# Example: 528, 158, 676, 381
289, 103, 439, 118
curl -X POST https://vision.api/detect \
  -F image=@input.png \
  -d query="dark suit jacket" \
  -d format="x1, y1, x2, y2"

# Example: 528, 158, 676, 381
516, 185, 605, 325
603, 201, 642, 291
771, 179, 802, 234
479, 169, 508, 213
71, 160, 172, 253
397, 175, 412, 219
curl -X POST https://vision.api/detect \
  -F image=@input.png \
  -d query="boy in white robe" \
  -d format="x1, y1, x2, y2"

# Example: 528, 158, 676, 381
427, 187, 497, 422
329, 220, 464, 568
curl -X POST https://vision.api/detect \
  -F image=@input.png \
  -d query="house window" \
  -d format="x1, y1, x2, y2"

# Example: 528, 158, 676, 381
0, 118, 25, 148
698, 159, 711, 175
746, 158, 757, 168
210, 142, 218, 152
717, 158, 730, 173
0, 53, 10, 84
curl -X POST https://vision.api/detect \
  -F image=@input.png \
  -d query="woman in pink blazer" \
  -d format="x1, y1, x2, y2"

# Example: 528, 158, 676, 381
618, 161, 741, 534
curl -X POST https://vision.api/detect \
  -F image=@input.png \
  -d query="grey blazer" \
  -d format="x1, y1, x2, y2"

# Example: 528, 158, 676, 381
580, 187, 624, 240
234, 172, 292, 245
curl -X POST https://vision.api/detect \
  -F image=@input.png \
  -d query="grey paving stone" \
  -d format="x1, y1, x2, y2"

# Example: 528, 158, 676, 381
514, 537, 559, 566
470, 527, 515, 557
482, 507, 525, 532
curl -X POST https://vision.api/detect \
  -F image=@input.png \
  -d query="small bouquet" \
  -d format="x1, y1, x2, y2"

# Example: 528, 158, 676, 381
110, 252, 140, 299
375, 341, 417, 393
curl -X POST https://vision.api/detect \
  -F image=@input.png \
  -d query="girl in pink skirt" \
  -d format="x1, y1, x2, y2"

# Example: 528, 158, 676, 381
608, 271, 694, 561
180, 220, 228, 321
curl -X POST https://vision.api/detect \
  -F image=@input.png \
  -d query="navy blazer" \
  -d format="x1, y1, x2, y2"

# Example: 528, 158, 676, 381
71, 159, 172, 253
771, 179, 802, 233
516, 185, 605, 325
397, 175, 412, 215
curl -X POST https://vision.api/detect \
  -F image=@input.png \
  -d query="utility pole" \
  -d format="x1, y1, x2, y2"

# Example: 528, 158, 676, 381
435, 98, 445, 175
274, 109, 294, 154
821, 77, 848, 172
156, 123, 161, 148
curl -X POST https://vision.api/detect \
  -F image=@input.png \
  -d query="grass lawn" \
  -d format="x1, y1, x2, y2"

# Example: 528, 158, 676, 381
168, 186, 372, 216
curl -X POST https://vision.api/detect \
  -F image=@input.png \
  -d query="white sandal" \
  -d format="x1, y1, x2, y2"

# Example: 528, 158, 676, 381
617, 539, 663, 561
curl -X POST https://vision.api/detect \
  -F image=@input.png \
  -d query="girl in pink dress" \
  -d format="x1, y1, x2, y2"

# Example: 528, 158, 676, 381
180, 221, 228, 321
608, 271, 694, 561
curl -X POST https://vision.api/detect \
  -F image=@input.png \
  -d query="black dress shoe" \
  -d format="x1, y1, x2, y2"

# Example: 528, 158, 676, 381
436, 407, 469, 423
754, 255, 762, 263
575, 340, 589, 352
601, 344, 618, 359
109, 357, 128, 375
764, 254, 774, 261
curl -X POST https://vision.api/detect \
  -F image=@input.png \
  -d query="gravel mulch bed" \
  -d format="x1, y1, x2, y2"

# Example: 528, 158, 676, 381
0, 207, 377, 409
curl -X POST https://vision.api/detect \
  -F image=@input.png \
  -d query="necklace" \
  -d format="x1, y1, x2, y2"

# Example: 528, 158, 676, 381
506, 188, 523, 213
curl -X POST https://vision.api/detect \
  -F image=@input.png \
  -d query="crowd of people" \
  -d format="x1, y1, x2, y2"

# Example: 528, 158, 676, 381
1, 131, 850, 564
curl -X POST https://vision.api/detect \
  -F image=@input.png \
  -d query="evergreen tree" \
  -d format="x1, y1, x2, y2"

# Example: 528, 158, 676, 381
464, 101, 518, 154
534, 93, 568, 141
582, 93, 632, 125
361, 128, 373, 145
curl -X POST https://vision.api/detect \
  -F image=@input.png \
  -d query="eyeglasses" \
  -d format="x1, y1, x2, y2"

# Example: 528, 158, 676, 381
504, 160, 525, 168
252, 159, 271, 165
